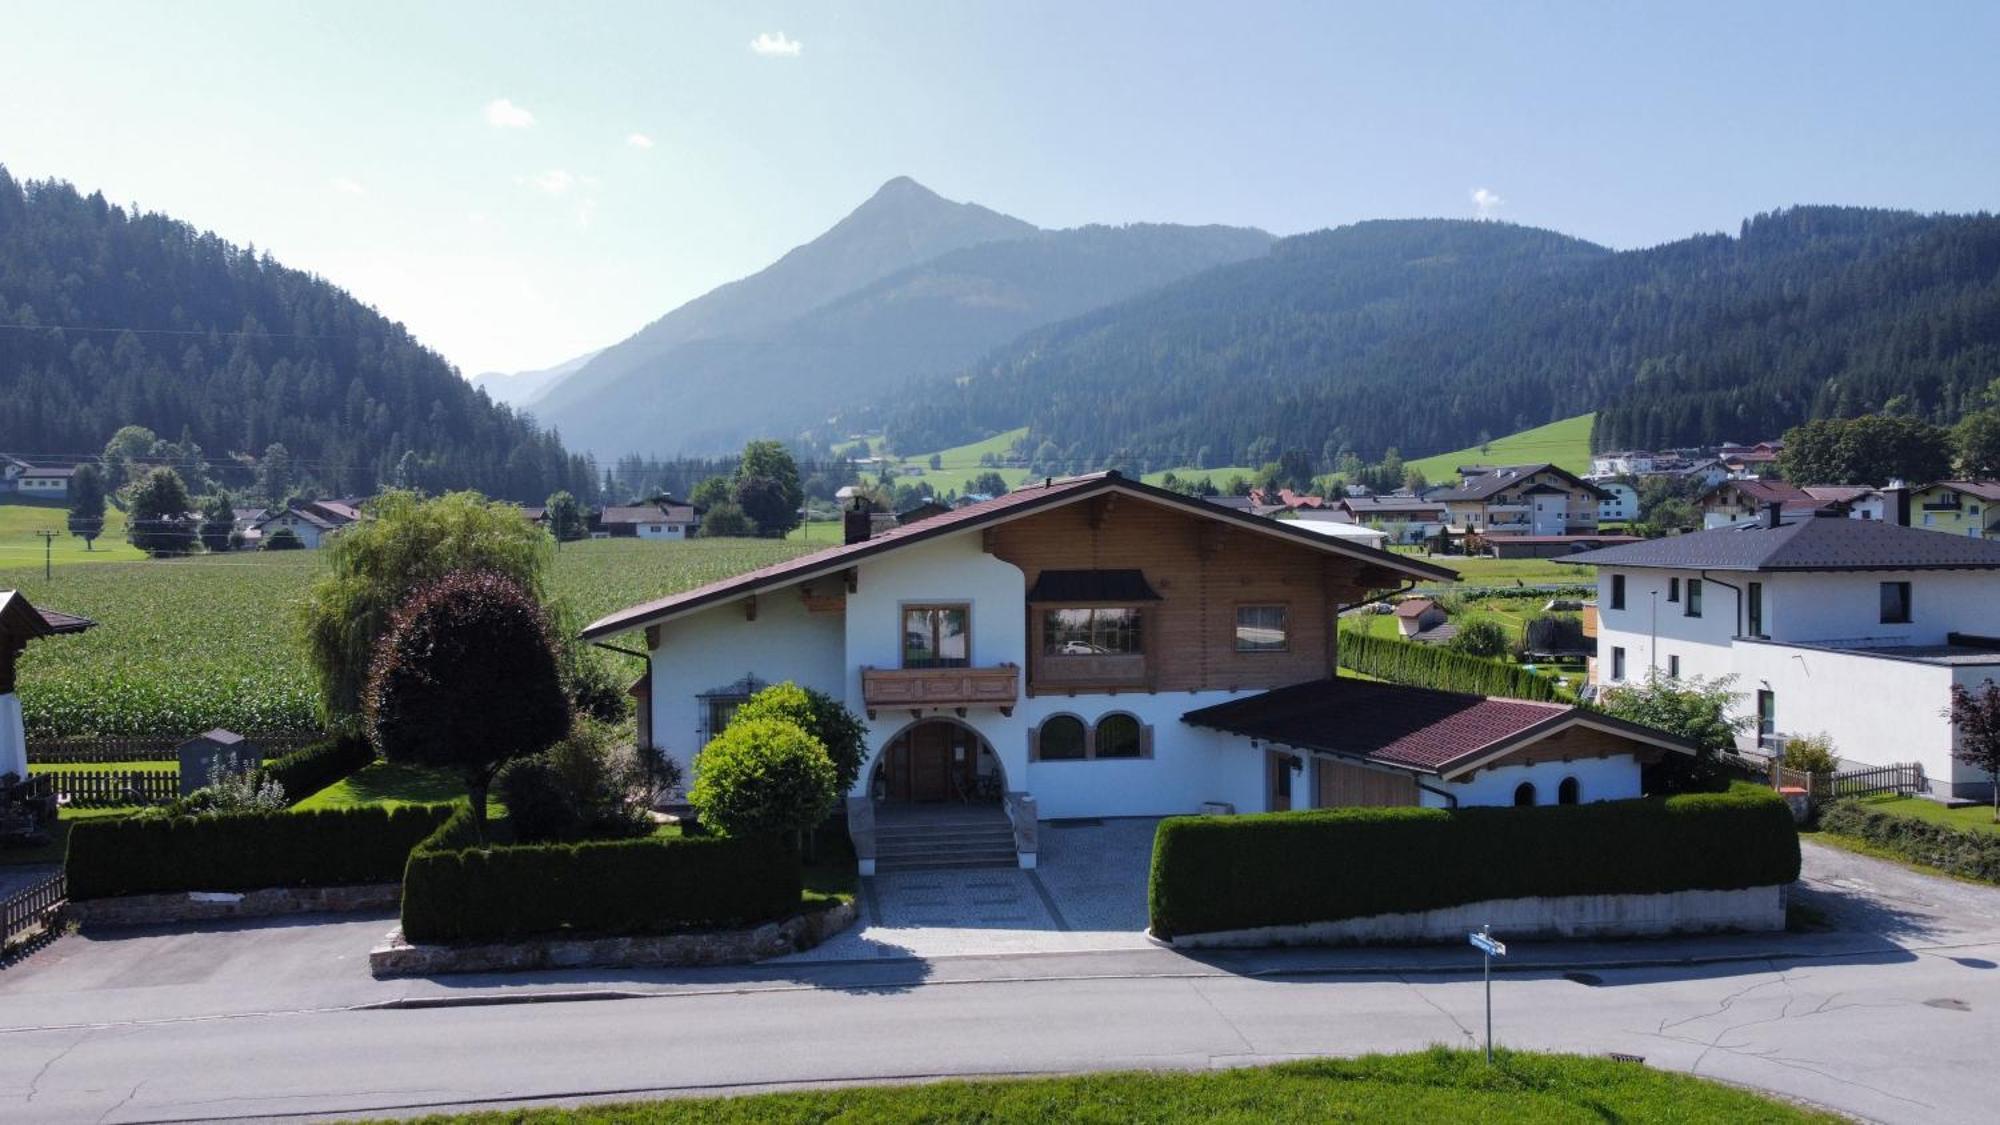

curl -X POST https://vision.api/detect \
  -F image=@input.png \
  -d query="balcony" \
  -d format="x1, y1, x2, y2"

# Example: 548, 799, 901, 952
1031, 652, 1150, 695
862, 664, 1020, 717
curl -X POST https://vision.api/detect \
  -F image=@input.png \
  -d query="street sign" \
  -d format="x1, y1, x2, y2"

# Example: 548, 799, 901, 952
1470, 925, 1507, 1063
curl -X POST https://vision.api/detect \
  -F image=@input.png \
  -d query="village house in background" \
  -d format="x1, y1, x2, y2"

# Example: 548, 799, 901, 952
0, 454, 74, 499
1429, 463, 1608, 537
585, 472, 1696, 874
1564, 508, 2000, 802
1909, 481, 2000, 538
249, 498, 364, 549
596, 498, 702, 540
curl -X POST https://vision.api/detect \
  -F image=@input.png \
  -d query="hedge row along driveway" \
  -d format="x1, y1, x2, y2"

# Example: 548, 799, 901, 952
1148, 787, 1800, 939
399, 807, 804, 943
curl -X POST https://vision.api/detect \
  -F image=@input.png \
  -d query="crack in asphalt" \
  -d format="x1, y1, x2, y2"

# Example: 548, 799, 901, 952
1641, 967, 1934, 1111
1184, 978, 1257, 1054
22, 1027, 90, 1103
1395, 974, 1475, 1046
94, 1078, 144, 1125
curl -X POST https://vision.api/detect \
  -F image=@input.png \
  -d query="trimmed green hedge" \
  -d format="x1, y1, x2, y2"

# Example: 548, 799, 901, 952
1339, 631, 1565, 701
1819, 800, 2000, 882
263, 736, 376, 805
66, 804, 456, 899
400, 809, 803, 943
1149, 789, 1800, 939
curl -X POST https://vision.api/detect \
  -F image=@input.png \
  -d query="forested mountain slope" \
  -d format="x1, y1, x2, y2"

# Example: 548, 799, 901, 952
876, 208, 2000, 466
0, 167, 594, 501
531, 178, 1272, 456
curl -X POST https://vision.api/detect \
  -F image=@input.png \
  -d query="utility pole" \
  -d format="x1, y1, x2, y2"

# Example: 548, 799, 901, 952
34, 529, 59, 581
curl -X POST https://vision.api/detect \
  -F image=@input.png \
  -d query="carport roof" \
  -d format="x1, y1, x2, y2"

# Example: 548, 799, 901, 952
1181, 678, 1695, 780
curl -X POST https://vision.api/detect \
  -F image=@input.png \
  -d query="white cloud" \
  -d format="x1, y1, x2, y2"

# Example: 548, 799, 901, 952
626, 132, 655, 149
530, 169, 575, 195
749, 31, 803, 57
484, 98, 536, 128
330, 177, 366, 195
1471, 187, 1504, 219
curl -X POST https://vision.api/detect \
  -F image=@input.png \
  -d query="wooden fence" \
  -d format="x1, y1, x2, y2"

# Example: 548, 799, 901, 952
1, 869, 65, 954
26, 733, 319, 764
33, 769, 180, 806
1770, 760, 1925, 804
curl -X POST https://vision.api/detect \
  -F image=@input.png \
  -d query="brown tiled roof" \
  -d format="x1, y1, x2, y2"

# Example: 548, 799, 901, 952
581, 472, 1459, 641
1391, 598, 1436, 618
0, 590, 95, 637
1921, 480, 2000, 502
1181, 678, 1692, 778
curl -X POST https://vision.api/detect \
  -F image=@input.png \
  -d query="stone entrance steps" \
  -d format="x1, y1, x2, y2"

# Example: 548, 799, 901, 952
874, 806, 1018, 872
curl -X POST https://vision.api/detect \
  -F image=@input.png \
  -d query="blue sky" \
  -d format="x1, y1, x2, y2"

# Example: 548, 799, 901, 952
3, 2, 1995, 376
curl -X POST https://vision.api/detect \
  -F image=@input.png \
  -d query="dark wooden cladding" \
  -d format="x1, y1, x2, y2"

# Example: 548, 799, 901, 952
990, 494, 1377, 695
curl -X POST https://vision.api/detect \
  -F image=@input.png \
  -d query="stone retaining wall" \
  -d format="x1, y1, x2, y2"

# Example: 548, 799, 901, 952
68, 883, 402, 928
1162, 885, 1785, 949
369, 900, 858, 977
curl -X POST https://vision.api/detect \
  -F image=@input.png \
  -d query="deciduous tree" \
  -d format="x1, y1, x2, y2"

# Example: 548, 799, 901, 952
1946, 679, 2000, 823
66, 463, 107, 549
366, 571, 571, 833
126, 467, 196, 555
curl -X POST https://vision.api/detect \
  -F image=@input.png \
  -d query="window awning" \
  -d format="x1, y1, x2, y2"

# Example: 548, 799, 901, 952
1026, 569, 1161, 603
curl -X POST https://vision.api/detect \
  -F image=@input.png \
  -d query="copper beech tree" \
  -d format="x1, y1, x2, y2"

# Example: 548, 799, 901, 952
365, 571, 571, 833
1947, 679, 2000, 823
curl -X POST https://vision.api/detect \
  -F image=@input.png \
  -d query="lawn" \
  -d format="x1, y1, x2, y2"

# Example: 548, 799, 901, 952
0, 499, 145, 568
1405, 550, 1596, 589
1403, 413, 1596, 482
2, 536, 812, 739
291, 761, 477, 811
1852, 794, 2000, 835
405, 1049, 1834, 1123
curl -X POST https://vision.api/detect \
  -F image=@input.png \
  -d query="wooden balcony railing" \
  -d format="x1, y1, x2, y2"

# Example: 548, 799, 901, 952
862, 664, 1020, 716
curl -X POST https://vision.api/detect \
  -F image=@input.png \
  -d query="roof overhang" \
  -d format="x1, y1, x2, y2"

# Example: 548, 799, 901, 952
581, 473, 1459, 641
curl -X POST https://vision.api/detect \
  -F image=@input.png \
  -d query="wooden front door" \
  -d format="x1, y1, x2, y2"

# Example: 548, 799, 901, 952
885, 722, 974, 802
1315, 758, 1419, 808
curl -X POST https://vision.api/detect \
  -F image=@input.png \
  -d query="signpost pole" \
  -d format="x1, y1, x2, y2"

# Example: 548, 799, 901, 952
1469, 924, 1506, 1064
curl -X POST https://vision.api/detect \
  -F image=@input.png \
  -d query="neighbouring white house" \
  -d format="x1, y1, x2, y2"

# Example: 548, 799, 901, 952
1596, 481, 1639, 524
584, 473, 1696, 872
1562, 509, 2000, 802
599, 501, 700, 540
1590, 451, 1657, 478
251, 499, 363, 549
5, 463, 73, 499
1331, 495, 1449, 544
1282, 511, 1389, 550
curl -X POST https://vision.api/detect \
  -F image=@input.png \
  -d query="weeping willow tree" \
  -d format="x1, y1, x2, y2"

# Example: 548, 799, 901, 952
301, 490, 554, 730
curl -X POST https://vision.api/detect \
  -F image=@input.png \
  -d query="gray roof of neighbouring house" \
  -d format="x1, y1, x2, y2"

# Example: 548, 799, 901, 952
1557, 514, 2000, 572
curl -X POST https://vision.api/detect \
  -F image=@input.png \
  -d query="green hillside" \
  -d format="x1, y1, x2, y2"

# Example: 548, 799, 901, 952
0, 501, 144, 568
1403, 414, 1595, 482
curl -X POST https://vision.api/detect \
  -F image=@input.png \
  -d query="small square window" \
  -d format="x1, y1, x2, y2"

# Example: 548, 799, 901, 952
1235, 605, 1289, 652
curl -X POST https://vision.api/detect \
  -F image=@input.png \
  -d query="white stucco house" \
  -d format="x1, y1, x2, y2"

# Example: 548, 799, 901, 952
584, 473, 1695, 872
251, 499, 361, 549
1596, 481, 1639, 524
0, 590, 94, 781
1563, 509, 2000, 801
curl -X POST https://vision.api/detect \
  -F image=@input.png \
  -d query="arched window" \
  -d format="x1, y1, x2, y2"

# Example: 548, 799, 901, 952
1095, 713, 1144, 758
1513, 782, 1537, 807
1036, 715, 1087, 761
1557, 777, 1580, 805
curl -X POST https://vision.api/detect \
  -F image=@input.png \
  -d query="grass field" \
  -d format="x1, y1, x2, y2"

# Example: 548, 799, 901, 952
0, 500, 144, 568
1400, 550, 1596, 589
3, 537, 813, 739
1403, 413, 1596, 482
407, 1049, 1835, 1124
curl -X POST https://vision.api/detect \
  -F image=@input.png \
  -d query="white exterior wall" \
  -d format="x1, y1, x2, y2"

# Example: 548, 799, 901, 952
1423, 756, 1643, 808
17, 475, 67, 497
646, 586, 847, 783
635, 522, 692, 540
1591, 567, 1742, 685
1597, 483, 1637, 524
1733, 640, 1999, 799
0, 693, 25, 780
258, 515, 329, 549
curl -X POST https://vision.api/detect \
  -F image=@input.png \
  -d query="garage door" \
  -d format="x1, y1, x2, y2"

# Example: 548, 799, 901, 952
1315, 758, 1418, 808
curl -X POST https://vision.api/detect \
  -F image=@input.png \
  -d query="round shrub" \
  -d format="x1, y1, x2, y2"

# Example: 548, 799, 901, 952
262, 526, 304, 550
688, 718, 837, 840
732, 681, 868, 797
1448, 619, 1509, 658
1780, 733, 1840, 775
495, 756, 581, 842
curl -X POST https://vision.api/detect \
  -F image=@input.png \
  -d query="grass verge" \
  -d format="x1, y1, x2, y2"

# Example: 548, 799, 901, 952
291, 761, 477, 811
401, 1048, 1835, 1123
1851, 794, 2000, 836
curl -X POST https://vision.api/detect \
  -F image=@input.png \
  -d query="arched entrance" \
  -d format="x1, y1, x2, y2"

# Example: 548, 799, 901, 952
871, 718, 1004, 804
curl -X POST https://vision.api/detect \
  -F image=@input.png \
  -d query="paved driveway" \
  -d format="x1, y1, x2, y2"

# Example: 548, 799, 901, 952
783, 817, 1159, 961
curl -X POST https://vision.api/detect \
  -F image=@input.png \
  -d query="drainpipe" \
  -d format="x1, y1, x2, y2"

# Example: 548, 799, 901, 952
1700, 570, 1745, 641
1415, 778, 1460, 808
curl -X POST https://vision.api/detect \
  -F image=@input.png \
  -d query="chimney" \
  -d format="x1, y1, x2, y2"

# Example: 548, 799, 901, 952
1763, 501, 1783, 529
843, 498, 873, 546
1880, 481, 1910, 527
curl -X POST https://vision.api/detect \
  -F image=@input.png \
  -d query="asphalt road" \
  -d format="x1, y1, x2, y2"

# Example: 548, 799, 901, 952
1, 841, 1996, 1123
